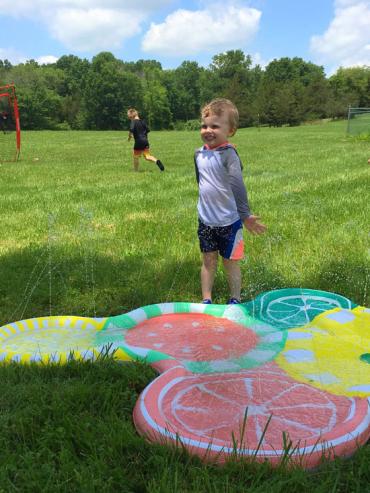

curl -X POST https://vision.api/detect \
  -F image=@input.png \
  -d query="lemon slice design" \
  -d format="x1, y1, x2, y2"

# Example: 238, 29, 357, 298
245, 288, 355, 330
0, 315, 130, 363
276, 306, 370, 397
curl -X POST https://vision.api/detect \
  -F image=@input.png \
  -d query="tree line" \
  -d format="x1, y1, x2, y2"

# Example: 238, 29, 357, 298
0, 50, 369, 130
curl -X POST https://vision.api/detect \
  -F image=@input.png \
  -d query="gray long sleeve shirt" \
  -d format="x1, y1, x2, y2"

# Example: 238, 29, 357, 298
194, 143, 251, 227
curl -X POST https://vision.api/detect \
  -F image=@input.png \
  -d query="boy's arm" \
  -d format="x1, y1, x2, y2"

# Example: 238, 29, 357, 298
128, 120, 135, 141
194, 151, 200, 184
223, 148, 251, 219
224, 148, 266, 235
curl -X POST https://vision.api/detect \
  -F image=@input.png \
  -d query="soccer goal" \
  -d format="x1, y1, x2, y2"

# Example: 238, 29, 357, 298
0, 84, 21, 162
347, 106, 370, 136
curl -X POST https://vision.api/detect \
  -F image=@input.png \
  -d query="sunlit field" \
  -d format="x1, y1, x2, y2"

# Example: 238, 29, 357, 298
0, 121, 369, 491
0, 121, 368, 322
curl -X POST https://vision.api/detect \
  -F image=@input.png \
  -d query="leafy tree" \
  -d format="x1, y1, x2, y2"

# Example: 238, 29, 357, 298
10, 61, 64, 129
164, 61, 202, 121
142, 69, 172, 129
329, 66, 370, 112
303, 75, 331, 120
83, 52, 143, 130
259, 57, 328, 125
129, 59, 163, 77
208, 50, 257, 126
0, 59, 13, 85
264, 57, 324, 86
56, 55, 90, 128
3, 50, 370, 130
257, 79, 304, 127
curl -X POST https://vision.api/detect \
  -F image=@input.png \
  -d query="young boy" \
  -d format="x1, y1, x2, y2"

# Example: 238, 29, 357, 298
127, 108, 164, 172
195, 98, 266, 304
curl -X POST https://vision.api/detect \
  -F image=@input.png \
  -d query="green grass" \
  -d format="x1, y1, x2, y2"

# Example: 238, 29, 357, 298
0, 121, 369, 321
0, 121, 369, 491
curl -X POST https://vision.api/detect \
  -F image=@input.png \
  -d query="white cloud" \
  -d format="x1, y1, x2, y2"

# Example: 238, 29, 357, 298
47, 9, 143, 51
334, 0, 360, 6
0, 48, 26, 64
310, 0, 370, 70
0, 48, 58, 65
142, 4, 261, 56
36, 55, 59, 65
0, 0, 169, 15
0, 0, 172, 52
251, 52, 270, 69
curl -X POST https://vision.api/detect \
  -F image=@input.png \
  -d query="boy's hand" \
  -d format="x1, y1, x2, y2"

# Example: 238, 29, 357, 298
243, 215, 267, 235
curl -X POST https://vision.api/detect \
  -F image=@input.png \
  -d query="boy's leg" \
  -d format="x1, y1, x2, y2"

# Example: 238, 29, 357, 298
218, 219, 244, 302
201, 251, 218, 301
143, 152, 156, 163
143, 150, 164, 171
222, 258, 242, 301
133, 156, 139, 171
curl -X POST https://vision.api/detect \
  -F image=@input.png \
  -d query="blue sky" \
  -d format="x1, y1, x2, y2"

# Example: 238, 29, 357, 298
0, 0, 369, 75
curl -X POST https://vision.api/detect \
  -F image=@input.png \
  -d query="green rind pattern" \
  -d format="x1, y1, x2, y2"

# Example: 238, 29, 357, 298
103, 314, 137, 330
105, 302, 287, 373
174, 302, 192, 313
143, 304, 162, 319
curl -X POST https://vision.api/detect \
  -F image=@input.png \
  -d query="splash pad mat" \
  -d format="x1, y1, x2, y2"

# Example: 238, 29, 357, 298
1, 288, 369, 468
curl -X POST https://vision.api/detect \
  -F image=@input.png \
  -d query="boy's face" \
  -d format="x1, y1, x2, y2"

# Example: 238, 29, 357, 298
201, 112, 234, 149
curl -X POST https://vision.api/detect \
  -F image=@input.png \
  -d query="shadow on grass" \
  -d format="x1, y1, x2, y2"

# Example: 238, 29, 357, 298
0, 244, 201, 324
0, 245, 368, 326
306, 257, 369, 307
243, 256, 369, 307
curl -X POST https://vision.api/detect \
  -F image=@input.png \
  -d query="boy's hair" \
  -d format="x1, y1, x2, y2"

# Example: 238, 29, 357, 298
201, 98, 239, 133
127, 108, 139, 118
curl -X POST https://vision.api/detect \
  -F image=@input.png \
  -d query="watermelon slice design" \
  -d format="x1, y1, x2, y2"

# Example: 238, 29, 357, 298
100, 303, 286, 373
1, 290, 369, 469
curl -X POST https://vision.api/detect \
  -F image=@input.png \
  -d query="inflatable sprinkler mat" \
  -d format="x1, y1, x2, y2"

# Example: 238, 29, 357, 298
0, 288, 369, 469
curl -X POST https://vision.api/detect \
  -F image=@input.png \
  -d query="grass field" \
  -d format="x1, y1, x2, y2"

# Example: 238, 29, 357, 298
0, 121, 369, 491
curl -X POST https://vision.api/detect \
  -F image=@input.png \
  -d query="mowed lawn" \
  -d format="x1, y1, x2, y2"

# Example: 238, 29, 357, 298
0, 121, 369, 321
0, 122, 369, 491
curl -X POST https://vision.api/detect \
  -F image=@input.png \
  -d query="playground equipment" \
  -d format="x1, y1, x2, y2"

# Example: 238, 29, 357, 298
0, 84, 21, 162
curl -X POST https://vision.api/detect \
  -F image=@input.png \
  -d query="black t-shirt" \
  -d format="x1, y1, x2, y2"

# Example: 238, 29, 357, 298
130, 119, 150, 150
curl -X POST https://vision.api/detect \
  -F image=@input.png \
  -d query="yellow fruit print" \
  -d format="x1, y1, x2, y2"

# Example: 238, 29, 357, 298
276, 306, 370, 397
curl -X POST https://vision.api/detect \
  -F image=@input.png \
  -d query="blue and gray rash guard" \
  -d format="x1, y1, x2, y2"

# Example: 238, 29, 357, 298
194, 143, 251, 227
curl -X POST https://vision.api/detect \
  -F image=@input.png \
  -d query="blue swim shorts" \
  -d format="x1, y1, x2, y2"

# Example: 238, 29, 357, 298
197, 219, 244, 260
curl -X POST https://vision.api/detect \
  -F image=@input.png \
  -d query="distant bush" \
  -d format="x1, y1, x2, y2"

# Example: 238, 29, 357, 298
55, 121, 72, 131
172, 120, 200, 131
184, 119, 200, 131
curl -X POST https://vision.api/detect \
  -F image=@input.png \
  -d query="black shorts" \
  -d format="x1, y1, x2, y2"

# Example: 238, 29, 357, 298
197, 219, 244, 260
